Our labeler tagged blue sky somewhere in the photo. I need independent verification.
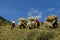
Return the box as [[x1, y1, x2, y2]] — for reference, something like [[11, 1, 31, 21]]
[[0, 0, 60, 23]]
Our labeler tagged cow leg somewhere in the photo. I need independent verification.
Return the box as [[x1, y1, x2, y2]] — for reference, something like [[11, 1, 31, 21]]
[[53, 23, 56, 28], [19, 25, 22, 29], [29, 25, 32, 29], [23, 25, 25, 28], [55, 23, 58, 28], [11, 23, 15, 29]]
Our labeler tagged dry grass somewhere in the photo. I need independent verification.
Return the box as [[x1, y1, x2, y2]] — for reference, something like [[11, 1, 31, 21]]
[[0, 21, 60, 40]]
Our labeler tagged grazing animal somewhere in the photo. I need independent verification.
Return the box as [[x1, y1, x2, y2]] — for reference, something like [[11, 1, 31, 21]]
[[27, 17, 37, 29], [11, 20, 15, 29], [46, 15, 58, 28], [18, 18, 27, 29]]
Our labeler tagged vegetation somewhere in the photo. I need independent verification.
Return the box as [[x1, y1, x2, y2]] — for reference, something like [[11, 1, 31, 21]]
[[0, 16, 60, 40]]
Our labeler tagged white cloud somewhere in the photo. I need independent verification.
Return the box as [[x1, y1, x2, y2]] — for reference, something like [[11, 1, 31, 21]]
[[48, 8, 55, 12], [28, 8, 42, 19], [36, 16, 42, 19], [28, 8, 60, 20], [48, 8, 60, 14], [47, 8, 60, 13]]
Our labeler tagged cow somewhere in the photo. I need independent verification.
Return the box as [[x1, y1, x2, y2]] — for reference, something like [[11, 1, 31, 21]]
[[11, 20, 16, 29], [46, 15, 58, 28], [18, 18, 27, 29], [27, 17, 38, 29]]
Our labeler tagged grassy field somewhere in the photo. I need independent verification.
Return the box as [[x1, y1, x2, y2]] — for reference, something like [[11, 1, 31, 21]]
[[0, 21, 60, 40]]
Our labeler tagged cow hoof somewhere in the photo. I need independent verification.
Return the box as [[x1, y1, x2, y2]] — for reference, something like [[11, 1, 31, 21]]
[[29, 27, 32, 29]]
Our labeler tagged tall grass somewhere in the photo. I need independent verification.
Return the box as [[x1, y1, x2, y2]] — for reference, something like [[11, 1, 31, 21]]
[[0, 22, 60, 40]]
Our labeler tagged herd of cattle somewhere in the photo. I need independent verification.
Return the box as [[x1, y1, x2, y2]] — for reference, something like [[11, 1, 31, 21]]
[[11, 15, 58, 29]]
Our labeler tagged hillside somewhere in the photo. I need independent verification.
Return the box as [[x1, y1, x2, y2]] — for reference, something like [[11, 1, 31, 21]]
[[0, 17, 60, 40], [0, 16, 11, 26]]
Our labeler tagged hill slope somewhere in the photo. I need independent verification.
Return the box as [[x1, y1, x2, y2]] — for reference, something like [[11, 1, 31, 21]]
[[0, 16, 11, 26], [0, 17, 60, 40]]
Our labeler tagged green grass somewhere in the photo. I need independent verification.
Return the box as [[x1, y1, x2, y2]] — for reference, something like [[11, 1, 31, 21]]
[[0, 22, 60, 40]]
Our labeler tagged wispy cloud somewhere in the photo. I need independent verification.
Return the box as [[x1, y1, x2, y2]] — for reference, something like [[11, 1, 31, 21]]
[[47, 8, 60, 13], [48, 8, 55, 12], [44, 8, 60, 19], [53, 10, 60, 14], [28, 8, 42, 19]]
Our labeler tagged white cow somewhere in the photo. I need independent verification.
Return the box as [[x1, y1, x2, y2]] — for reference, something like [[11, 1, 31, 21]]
[[18, 18, 27, 29], [27, 17, 37, 29]]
